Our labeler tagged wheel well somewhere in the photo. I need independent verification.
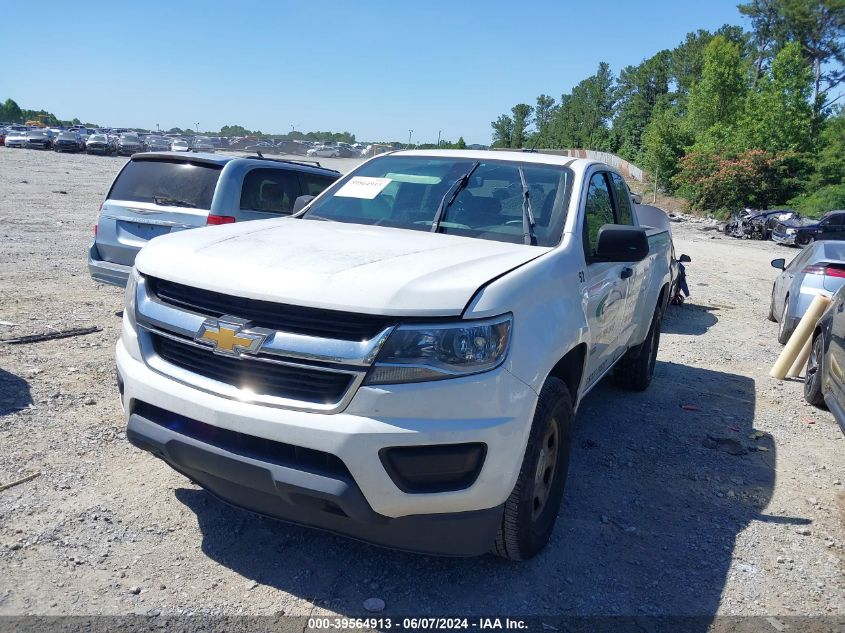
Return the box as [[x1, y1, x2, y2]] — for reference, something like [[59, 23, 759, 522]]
[[548, 344, 587, 403], [657, 283, 669, 313]]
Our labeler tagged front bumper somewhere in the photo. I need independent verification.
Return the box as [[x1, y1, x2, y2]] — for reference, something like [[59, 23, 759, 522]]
[[88, 243, 130, 287], [127, 405, 502, 556], [772, 232, 797, 245], [116, 318, 537, 554]]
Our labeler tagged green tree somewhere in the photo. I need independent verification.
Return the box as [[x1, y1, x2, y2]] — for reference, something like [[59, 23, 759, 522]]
[[613, 50, 672, 159], [510, 103, 534, 148], [640, 100, 692, 191], [0, 98, 23, 122], [550, 62, 616, 150], [491, 114, 513, 148], [687, 36, 748, 135], [533, 94, 557, 146], [455, 136, 467, 149], [740, 42, 815, 152], [810, 109, 845, 187]]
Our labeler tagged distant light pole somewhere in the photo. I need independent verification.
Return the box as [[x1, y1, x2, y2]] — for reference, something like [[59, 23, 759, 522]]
[[195, 122, 199, 133], [437, 130, 442, 147], [408, 129, 413, 147], [291, 124, 294, 133], [156, 123, 160, 132]]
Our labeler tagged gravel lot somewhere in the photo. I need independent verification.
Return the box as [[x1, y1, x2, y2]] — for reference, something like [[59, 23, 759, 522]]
[[0, 148, 843, 620]]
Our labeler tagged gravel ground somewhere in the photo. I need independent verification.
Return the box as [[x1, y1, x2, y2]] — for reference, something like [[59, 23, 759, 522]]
[[0, 148, 843, 620]]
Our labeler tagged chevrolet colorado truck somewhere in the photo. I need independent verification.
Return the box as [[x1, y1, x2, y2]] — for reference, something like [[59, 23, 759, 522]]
[[118, 150, 672, 559]]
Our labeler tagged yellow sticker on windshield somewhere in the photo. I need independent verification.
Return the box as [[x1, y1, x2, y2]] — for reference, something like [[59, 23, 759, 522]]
[[335, 177, 392, 199]]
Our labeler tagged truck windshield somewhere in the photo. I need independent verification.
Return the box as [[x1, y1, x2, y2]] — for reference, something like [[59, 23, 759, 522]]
[[303, 155, 572, 247]]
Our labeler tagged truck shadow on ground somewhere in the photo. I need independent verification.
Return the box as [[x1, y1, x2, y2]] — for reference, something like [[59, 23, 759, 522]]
[[661, 304, 719, 335], [0, 368, 31, 417], [176, 360, 791, 624]]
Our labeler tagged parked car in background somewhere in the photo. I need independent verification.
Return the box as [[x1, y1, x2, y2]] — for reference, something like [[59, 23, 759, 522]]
[[118, 133, 145, 155], [25, 129, 52, 150], [170, 138, 190, 152], [86, 134, 115, 155], [336, 143, 359, 157], [4, 130, 27, 148], [191, 137, 215, 152], [89, 153, 340, 286], [769, 241, 845, 343], [274, 140, 308, 155], [773, 210, 845, 247], [144, 136, 170, 152], [804, 283, 845, 434], [307, 144, 340, 157], [54, 131, 85, 152]]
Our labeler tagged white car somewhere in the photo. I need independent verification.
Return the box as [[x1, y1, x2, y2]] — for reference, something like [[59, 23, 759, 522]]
[[306, 145, 340, 157], [170, 139, 190, 152], [4, 131, 27, 147], [118, 150, 672, 559]]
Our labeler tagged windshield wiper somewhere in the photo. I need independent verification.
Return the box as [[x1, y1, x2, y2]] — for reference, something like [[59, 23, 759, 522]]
[[153, 195, 197, 208], [518, 167, 537, 246], [430, 161, 481, 233]]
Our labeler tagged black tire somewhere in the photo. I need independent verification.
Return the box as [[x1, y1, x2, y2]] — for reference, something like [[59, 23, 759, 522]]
[[493, 377, 573, 561], [767, 289, 778, 322], [777, 299, 794, 345], [797, 234, 814, 247], [613, 304, 662, 391], [804, 333, 826, 407]]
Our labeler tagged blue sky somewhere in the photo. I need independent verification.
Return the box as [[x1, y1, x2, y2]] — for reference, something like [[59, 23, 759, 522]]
[[1, 1, 747, 144]]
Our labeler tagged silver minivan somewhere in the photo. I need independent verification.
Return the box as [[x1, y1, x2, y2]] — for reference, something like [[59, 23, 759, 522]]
[[88, 152, 340, 287]]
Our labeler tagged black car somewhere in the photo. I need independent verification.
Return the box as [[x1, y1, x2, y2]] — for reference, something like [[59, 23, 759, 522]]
[[54, 131, 84, 153], [776, 210, 845, 247], [805, 286, 845, 435], [25, 130, 52, 150]]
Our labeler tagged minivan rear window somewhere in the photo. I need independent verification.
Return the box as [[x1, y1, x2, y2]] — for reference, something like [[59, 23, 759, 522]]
[[108, 159, 222, 209]]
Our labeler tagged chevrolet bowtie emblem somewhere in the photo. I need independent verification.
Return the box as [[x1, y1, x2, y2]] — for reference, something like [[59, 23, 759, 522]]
[[194, 316, 268, 357]]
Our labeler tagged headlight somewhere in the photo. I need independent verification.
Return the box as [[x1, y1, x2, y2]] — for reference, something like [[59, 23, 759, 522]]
[[364, 314, 512, 385], [124, 268, 140, 330], [786, 228, 797, 234]]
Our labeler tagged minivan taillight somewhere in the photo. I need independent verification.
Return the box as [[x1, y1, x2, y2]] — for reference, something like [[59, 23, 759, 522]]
[[207, 214, 236, 225]]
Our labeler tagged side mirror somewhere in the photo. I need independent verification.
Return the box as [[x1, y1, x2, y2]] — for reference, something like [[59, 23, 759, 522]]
[[771, 258, 786, 270], [679, 254, 691, 263], [630, 192, 642, 205], [292, 194, 315, 214], [594, 225, 649, 263]]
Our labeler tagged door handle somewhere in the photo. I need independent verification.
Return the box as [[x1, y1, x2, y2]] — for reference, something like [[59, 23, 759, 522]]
[[620, 267, 633, 280]]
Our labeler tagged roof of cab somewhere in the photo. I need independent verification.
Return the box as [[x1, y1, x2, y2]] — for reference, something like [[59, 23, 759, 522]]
[[134, 151, 339, 174], [390, 149, 605, 173]]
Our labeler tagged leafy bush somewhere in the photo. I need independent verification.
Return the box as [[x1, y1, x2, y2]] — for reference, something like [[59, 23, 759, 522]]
[[788, 185, 845, 219], [673, 149, 808, 211]]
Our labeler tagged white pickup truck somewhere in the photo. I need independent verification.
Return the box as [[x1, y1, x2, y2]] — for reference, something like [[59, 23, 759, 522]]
[[118, 150, 672, 559]]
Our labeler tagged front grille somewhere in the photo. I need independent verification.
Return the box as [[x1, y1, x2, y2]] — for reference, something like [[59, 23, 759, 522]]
[[134, 400, 351, 479], [152, 334, 353, 404], [148, 277, 394, 340]]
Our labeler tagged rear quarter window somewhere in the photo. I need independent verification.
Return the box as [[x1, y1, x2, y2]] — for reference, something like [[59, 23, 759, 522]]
[[108, 159, 222, 209]]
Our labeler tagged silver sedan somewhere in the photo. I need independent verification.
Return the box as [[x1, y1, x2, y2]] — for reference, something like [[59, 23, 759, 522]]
[[769, 240, 845, 343]]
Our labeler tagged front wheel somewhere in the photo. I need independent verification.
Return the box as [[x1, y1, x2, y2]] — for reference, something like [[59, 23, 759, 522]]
[[493, 377, 573, 561], [798, 234, 815, 247]]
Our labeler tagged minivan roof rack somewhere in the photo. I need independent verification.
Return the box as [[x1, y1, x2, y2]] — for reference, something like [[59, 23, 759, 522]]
[[245, 154, 340, 173]]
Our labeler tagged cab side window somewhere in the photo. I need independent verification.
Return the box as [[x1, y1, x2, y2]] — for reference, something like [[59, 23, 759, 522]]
[[584, 173, 615, 257], [609, 173, 633, 225]]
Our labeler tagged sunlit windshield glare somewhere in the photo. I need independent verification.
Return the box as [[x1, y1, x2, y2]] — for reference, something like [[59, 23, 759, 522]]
[[303, 156, 571, 247]]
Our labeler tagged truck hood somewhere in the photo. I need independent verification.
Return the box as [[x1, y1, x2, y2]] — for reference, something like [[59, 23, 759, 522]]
[[135, 218, 550, 316]]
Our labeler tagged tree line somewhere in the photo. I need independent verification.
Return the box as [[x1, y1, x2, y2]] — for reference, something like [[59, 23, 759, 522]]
[[490, 0, 845, 217]]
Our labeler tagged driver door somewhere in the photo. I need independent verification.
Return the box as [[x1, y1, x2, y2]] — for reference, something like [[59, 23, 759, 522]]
[[581, 171, 630, 389]]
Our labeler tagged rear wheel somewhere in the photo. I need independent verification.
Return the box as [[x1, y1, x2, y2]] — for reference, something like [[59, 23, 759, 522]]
[[767, 289, 778, 322], [493, 377, 573, 561], [804, 333, 826, 407], [777, 299, 794, 345], [613, 303, 662, 391]]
